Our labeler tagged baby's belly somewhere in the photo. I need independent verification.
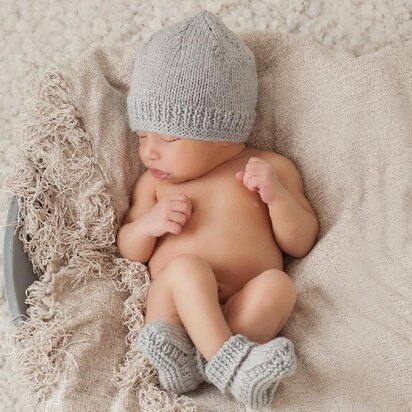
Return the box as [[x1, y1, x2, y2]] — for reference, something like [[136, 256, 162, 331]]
[[146, 148, 285, 303], [147, 226, 284, 303]]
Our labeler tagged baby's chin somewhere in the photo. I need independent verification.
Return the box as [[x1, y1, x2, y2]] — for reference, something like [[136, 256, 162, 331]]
[[165, 173, 203, 184]]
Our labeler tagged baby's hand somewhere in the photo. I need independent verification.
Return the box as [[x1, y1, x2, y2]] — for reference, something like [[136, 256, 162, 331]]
[[235, 157, 284, 205], [142, 193, 192, 237]]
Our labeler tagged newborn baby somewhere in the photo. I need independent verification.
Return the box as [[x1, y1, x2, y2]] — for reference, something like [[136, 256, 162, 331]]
[[117, 10, 319, 410]]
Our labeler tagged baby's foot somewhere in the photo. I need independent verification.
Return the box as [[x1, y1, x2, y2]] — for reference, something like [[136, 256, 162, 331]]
[[136, 319, 204, 394], [230, 337, 297, 409], [204, 334, 297, 409], [195, 347, 212, 384]]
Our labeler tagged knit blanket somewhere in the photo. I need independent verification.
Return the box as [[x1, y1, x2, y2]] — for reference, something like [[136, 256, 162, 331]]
[[3, 31, 411, 411]]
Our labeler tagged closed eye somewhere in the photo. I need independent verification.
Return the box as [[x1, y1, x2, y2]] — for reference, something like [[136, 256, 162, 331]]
[[136, 133, 179, 142]]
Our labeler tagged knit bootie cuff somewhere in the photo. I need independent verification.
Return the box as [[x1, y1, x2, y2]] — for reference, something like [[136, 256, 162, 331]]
[[136, 320, 204, 394], [195, 347, 212, 384], [204, 335, 255, 393]]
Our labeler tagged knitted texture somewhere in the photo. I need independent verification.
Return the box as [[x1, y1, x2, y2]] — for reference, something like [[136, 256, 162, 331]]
[[205, 334, 297, 409], [195, 347, 211, 384], [205, 335, 256, 393], [127, 10, 258, 143], [135, 320, 204, 394]]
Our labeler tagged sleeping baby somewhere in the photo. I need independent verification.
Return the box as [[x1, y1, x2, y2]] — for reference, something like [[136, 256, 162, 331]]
[[117, 10, 319, 410]]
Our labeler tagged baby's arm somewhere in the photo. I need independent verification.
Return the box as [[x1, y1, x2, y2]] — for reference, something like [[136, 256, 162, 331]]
[[268, 155, 319, 258], [117, 171, 158, 263], [117, 172, 192, 262]]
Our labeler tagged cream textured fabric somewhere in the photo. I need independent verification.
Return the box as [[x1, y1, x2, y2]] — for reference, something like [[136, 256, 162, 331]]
[[2, 32, 411, 411]]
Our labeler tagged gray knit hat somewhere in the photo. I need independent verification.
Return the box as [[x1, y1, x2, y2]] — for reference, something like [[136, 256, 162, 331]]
[[127, 10, 258, 143]]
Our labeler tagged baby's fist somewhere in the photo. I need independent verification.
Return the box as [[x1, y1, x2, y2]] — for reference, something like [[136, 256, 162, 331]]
[[235, 157, 283, 205]]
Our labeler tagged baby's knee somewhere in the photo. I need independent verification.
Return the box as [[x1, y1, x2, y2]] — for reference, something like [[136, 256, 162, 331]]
[[161, 254, 217, 286], [167, 253, 209, 271], [260, 270, 297, 307]]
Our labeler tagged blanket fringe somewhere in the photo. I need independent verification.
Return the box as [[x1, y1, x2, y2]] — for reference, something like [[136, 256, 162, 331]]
[[2, 65, 203, 410]]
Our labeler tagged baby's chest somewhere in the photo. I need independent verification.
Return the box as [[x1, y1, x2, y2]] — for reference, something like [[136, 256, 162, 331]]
[[149, 175, 280, 280], [158, 173, 271, 234]]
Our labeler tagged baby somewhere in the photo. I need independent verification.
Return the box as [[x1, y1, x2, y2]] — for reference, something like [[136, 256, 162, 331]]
[[117, 10, 319, 410]]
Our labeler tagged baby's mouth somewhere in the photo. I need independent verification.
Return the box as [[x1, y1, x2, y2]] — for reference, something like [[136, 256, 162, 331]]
[[149, 168, 170, 179]]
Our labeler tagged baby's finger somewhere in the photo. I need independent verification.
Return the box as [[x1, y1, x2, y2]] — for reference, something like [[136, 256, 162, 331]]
[[235, 170, 244, 180], [244, 175, 261, 192], [171, 200, 192, 219], [169, 211, 187, 224], [169, 192, 189, 200]]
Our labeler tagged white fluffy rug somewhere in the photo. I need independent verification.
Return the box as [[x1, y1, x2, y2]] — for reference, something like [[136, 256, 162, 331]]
[[0, 0, 411, 409]]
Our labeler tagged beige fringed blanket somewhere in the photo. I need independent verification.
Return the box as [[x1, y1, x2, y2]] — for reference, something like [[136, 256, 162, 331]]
[[3, 32, 412, 411]]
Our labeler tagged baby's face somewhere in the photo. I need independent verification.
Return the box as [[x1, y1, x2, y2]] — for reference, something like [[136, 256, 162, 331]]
[[135, 130, 243, 183]]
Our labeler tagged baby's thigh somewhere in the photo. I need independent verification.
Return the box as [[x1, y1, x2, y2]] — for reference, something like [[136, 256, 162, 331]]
[[144, 273, 181, 325]]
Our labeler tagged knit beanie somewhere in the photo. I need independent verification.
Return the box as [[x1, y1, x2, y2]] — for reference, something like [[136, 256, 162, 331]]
[[126, 10, 258, 143]]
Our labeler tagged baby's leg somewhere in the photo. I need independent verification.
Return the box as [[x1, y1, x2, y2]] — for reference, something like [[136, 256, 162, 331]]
[[139, 256, 297, 406], [221, 269, 297, 344], [136, 252, 231, 393], [144, 253, 232, 361]]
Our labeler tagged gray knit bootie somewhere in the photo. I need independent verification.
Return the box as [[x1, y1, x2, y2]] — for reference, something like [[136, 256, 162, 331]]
[[204, 334, 297, 409], [195, 347, 212, 384], [136, 319, 205, 394]]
